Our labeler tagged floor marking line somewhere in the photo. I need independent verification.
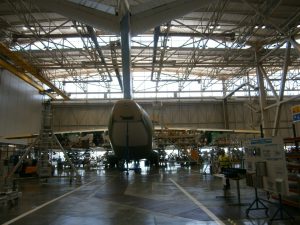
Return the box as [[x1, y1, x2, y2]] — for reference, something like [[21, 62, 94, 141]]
[[2, 179, 97, 225], [169, 178, 225, 225]]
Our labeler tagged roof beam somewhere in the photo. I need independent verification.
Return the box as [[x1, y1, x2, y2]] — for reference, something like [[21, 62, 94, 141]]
[[223, 82, 257, 99], [12, 32, 235, 43], [0, 58, 55, 99], [110, 41, 123, 91], [151, 26, 160, 81], [86, 25, 112, 81], [0, 43, 70, 100]]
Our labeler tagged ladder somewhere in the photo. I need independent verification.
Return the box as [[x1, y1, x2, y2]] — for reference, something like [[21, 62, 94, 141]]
[[7, 101, 81, 183]]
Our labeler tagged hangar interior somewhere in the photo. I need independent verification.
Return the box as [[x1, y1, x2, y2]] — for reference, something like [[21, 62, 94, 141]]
[[1, 0, 300, 224]]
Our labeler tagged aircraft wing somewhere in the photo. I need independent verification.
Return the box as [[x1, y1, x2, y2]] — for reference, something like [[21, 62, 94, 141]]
[[3, 127, 108, 140], [4, 126, 259, 140], [130, 0, 216, 35], [34, 0, 216, 36], [33, 0, 119, 34], [154, 125, 260, 134], [3, 133, 39, 140], [153, 126, 260, 148]]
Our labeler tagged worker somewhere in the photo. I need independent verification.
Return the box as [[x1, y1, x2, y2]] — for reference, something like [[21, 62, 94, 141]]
[[218, 149, 231, 190]]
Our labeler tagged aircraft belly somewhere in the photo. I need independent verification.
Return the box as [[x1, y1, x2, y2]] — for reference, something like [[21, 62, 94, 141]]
[[113, 145, 151, 160], [112, 121, 148, 147]]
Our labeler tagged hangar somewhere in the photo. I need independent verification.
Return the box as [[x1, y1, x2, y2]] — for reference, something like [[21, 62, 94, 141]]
[[0, 0, 300, 224]]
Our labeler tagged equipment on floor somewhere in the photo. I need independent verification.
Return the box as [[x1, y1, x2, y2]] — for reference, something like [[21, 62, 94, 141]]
[[6, 101, 81, 183]]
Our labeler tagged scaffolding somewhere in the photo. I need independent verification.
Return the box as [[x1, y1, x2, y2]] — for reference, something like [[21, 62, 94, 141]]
[[7, 101, 81, 183]]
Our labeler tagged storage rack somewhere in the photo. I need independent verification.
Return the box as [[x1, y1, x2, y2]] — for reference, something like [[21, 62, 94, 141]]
[[283, 137, 300, 208]]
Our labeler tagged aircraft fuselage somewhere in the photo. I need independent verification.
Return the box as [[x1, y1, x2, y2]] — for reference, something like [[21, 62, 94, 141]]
[[108, 99, 153, 161]]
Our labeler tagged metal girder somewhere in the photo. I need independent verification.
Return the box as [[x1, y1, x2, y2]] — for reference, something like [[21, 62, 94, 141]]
[[259, 38, 288, 63], [160, 32, 235, 40], [272, 41, 291, 136], [265, 94, 300, 110], [256, 52, 270, 137], [12, 33, 91, 40], [151, 26, 160, 81], [0, 43, 69, 100], [7, 1, 84, 93], [241, 0, 284, 34], [290, 37, 300, 57], [12, 32, 235, 42], [257, 64, 279, 100], [155, 23, 171, 91], [86, 25, 112, 82], [33, 62, 300, 70], [0, 58, 55, 99], [223, 82, 257, 99], [110, 41, 123, 91]]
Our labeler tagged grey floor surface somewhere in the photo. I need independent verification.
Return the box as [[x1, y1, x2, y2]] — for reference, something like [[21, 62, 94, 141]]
[[1, 165, 299, 225]]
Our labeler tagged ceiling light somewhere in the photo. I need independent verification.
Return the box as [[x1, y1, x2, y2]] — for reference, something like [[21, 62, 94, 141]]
[[77, 26, 82, 30], [217, 25, 221, 29], [297, 24, 300, 28], [30, 27, 34, 30], [22, 26, 28, 30], [254, 25, 259, 29], [209, 25, 214, 29], [261, 25, 266, 29]]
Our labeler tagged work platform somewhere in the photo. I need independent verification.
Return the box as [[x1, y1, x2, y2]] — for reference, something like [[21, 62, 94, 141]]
[[0, 165, 299, 225]]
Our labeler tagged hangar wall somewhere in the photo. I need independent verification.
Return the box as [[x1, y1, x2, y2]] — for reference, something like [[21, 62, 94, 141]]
[[0, 70, 43, 144], [52, 99, 300, 138]]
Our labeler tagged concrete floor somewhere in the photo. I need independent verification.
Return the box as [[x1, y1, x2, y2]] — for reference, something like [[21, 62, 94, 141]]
[[0, 164, 299, 225]]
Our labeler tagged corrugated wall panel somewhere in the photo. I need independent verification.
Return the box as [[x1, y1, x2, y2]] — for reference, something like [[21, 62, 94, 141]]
[[52, 104, 111, 131], [52, 100, 300, 138], [0, 70, 43, 144]]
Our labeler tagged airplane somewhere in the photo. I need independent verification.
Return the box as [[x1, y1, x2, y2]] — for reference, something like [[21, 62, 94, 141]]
[[2, 0, 260, 174]]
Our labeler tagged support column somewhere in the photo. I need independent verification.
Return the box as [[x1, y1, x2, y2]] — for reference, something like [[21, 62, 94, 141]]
[[223, 99, 229, 129], [120, 12, 132, 99], [222, 79, 229, 129]]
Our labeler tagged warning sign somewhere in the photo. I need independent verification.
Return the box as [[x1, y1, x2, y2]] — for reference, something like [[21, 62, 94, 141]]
[[292, 105, 300, 122]]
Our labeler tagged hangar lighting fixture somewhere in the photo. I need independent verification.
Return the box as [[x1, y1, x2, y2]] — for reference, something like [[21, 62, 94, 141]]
[[297, 24, 300, 28], [254, 25, 259, 29], [261, 25, 266, 29], [22, 26, 28, 30], [209, 25, 214, 29]]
